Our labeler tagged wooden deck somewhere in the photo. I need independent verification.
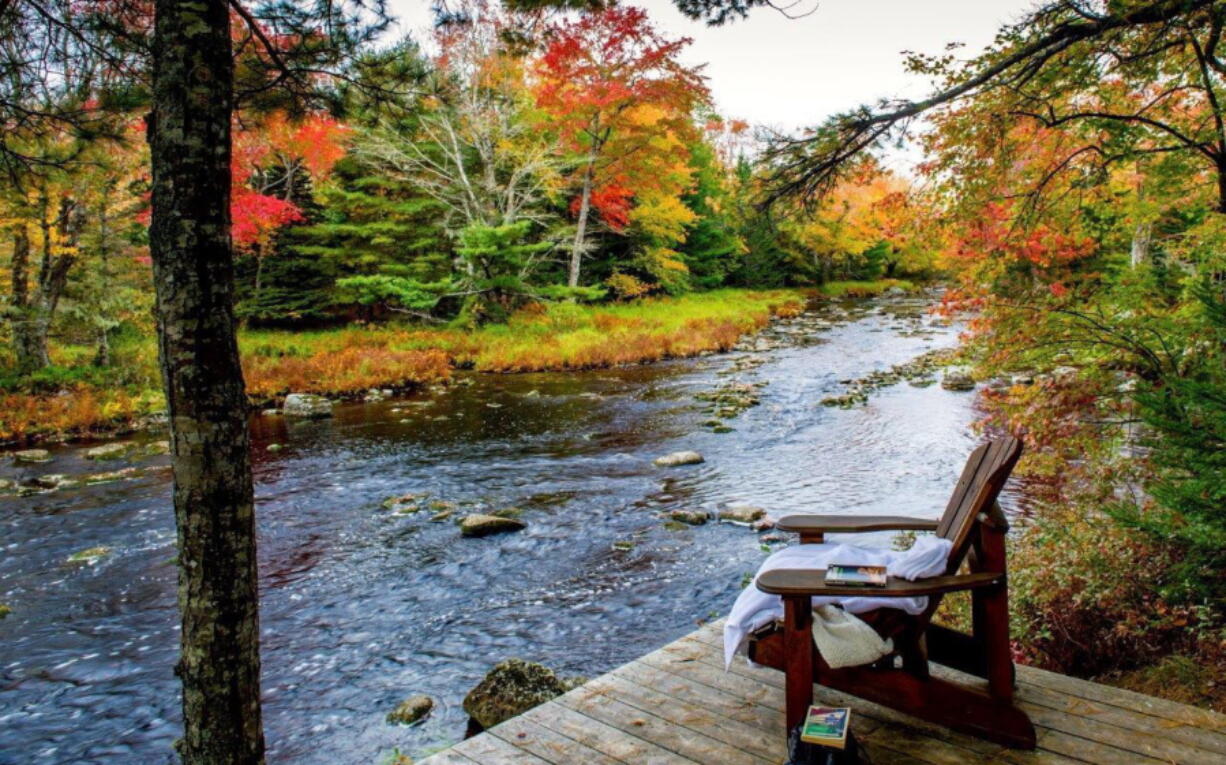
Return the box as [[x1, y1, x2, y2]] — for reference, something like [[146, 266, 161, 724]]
[[419, 619, 1226, 764]]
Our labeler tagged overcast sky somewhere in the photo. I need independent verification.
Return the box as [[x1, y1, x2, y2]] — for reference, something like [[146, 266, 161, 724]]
[[385, 0, 1038, 134]]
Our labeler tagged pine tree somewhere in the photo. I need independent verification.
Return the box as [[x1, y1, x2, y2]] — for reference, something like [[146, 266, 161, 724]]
[[678, 140, 745, 289], [1126, 282, 1226, 601], [273, 156, 448, 322]]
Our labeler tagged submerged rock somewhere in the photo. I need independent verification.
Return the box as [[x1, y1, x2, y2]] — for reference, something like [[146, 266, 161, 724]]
[[719, 505, 766, 524], [653, 451, 704, 467], [282, 393, 334, 418], [12, 449, 51, 464], [386, 694, 433, 726], [0, 478, 13, 492], [26, 474, 71, 490], [84, 468, 139, 484], [66, 546, 111, 564], [463, 659, 575, 729], [84, 442, 133, 460], [460, 514, 526, 537]]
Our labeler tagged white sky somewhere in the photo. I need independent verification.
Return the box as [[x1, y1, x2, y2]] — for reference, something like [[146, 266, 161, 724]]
[[384, 0, 1037, 134]]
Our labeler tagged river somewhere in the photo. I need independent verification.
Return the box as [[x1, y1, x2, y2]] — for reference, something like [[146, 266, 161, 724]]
[[0, 293, 993, 764]]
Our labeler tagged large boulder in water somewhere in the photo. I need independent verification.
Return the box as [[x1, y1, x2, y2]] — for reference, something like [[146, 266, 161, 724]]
[[84, 442, 133, 460], [940, 372, 976, 392], [653, 450, 704, 467], [386, 694, 434, 725], [282, 393, 334, 418], [460, 514, 526, 537], [463, 659, 576, 729], [11, 449, 51, 464], [719, 504, 766, 524]]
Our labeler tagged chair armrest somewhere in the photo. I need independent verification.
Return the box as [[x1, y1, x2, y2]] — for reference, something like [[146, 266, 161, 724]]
[[775, 514, 940, 535], [755, 569, 1003, 598]]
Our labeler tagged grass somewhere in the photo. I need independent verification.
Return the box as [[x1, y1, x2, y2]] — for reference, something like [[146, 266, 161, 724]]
[[818, 278, 916, 298], [0, 288, 806, 444]]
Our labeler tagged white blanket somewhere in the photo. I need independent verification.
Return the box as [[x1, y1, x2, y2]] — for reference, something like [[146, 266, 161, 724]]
[[722, 535, 952, 668]]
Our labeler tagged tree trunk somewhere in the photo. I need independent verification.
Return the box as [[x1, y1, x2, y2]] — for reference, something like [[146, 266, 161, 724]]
[[1129, 221, 1152, 268], [95, 191, 113, 367], [149, 0, 265, 762], [1218, 157, 1226, 214], [568, 157, 596, 289], [8, 225, 50, 375]]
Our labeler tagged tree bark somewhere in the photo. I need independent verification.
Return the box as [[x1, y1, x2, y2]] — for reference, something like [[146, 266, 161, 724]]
[[568, 157, 595, 289], [1218, 156, 1226, 214], [1129, 221, 1152, 268], [149, 0, 265, 762], [8, 225, 50, 374]]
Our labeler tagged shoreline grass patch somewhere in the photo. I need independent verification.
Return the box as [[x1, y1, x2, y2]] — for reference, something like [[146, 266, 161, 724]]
[[0, 288, 806, 444]]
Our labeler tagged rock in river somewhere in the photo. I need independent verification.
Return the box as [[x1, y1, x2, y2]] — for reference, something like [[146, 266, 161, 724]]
[[282, 393, 334, 418], [940, 372, 976, 392], [653, 451, 704, 467], [719, 504, 765, 524], [12, 449, 51, 464], [667, 509, 708, 526], [460, 514, 527, 537], [386, 694, 433, 725], [66, 546, 111, 564], [463, 659, 577, 730], [84, 442, 133, 460]]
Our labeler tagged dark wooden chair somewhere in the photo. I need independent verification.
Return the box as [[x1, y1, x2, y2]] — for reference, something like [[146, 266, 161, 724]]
[[747, 436, 1036, 749]]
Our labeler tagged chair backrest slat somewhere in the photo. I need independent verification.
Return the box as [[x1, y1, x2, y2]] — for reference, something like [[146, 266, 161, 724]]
[[936, 436, 1023, 574]]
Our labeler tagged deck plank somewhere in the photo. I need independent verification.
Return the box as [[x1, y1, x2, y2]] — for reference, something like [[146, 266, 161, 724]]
[[555, 681, 772, 765], [484, 713, 622, 765], [420, 620, 1222, 765], [448, 732, 553, 764], [525, 701, 693, 765]]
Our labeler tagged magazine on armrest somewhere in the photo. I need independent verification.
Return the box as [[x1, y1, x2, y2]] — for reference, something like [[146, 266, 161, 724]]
[[824, 564, 887, 587]]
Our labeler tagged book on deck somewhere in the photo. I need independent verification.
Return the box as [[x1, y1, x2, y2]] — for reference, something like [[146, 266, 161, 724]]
[[824, 564, 888, 587], [800, 706, 850, 749]]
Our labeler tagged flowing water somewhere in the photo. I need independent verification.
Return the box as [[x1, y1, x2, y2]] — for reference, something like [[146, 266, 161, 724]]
[[0, 293, 997, 764]]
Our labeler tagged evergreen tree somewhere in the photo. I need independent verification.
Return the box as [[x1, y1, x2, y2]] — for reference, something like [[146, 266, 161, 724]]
[[678, 140, 745, 289], [1125, 282, 1226, 602], [278, 156, 448, 322]]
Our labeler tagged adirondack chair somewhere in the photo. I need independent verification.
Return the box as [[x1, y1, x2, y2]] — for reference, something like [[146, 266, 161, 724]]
[[747, 436, 1036, 749]]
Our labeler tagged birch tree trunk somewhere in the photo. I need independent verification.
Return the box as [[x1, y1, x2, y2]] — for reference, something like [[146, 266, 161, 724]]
[[1129, 221, 1152, 268], [568, 157, 596, 289], [149, 0, 265, 761]]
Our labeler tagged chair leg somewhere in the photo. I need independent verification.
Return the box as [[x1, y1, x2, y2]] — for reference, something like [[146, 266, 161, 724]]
[[782, 595, 813, 731], [900, 627, 930, 679], [974, 583, 1014, 702]]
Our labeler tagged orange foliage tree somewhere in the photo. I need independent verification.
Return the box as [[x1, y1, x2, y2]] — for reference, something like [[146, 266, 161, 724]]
[[534, 5, 709, 287]]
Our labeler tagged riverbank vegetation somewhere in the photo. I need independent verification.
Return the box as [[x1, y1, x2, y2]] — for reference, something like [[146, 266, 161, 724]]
[[0, 289, 807, 443], [1, 2, 933, 444], [862, 2, 1226, 710]]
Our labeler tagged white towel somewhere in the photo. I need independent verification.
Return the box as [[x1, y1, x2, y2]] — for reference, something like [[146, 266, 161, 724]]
[[722, 535, 952, 669]]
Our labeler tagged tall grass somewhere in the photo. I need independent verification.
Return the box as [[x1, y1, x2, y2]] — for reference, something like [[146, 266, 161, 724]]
[[1, 289, 805, 443]]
